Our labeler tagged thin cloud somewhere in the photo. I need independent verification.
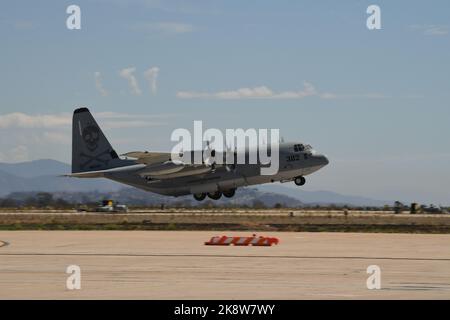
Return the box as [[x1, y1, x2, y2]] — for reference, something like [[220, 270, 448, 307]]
[[177, 81, 390, 100], [119, 67, 142, 95], [95, 111, 177, 120], [320, 93, 387, 99], [42, 131, 71, 144], [0, 113, 71, 129], [11, 145, 28, 161], [0, 112, 174, 129], [94, 71, 108, 97], [177, 82, 317, 100], [410, 24, 449, 36], [132, 22, 194, 34], [144, 67, 160, 95], [101, 120, 168, 129], [98, 111, 173, 128], [0, 145, 29, 162]]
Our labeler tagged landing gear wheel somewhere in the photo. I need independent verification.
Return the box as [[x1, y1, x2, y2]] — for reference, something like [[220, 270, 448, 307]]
[[193, 193, 206, 201], [223, 189, 236, 198], [294, 176, 306, 186], [207, 191, 222, 200]]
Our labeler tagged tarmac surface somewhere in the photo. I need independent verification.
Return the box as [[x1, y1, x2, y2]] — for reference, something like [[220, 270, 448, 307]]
[[0, 231, 450, 299]]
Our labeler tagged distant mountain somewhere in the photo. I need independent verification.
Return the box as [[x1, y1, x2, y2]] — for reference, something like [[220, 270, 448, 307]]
[[0, 159, 70, 178], [0, 159, 388, 207], [0, 170, 27, 194], [257, 184, 390, 207], [0, 159, 121, 196]]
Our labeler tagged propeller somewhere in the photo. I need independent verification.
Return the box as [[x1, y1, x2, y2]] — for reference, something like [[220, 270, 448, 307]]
[[170, 147, 184, 164], [203, 139, 216, 171], [224, 142, 237, 173]]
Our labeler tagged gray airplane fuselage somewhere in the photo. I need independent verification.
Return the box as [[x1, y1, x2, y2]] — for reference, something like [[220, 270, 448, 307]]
[[105, 143, 329, 197]]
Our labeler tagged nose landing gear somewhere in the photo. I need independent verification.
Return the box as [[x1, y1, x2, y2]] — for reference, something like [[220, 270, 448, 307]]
[[294, 176, 306, 186]]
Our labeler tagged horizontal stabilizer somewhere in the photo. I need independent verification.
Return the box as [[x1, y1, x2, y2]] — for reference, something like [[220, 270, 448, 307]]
[[64, 164, 146, 178]]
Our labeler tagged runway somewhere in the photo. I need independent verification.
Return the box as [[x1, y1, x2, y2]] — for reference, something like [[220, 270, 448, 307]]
[[1, 231, 450, 299]]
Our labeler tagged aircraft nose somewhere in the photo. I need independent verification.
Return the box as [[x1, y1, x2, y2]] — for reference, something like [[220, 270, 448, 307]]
[[315, 154, 329, 166]]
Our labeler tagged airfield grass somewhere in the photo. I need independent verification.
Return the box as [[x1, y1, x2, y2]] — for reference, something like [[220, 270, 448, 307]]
[[1, 209, 450, 233], [1, 222, 450, 234]]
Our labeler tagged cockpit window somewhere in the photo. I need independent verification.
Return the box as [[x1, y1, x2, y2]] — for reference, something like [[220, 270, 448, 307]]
[[294, 144, 305, 152]]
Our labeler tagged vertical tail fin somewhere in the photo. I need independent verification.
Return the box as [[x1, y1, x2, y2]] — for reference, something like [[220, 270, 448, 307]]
[[72, 107, 132, 173]]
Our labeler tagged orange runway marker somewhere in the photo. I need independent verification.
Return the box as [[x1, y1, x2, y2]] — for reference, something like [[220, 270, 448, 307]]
[[204, 235, 279, 246]]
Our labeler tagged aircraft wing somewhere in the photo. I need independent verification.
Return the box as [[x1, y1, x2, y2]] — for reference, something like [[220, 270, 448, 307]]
[[122, 151, 172, 165], [122, 151, 218, 179]]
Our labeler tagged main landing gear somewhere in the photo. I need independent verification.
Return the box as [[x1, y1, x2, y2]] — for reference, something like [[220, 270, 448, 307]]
[[193, 193, 206, 201], [294, 176, 306, 186], [193, 188, 236, 201], [222, 189, 236, 198], [207, 191, 222, 200]]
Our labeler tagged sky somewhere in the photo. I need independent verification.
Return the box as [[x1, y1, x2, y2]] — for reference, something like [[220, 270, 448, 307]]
[[0, 0, 449, 204]]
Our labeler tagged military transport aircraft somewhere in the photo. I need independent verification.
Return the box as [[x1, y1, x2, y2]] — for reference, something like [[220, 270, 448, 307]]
[[68, 108, 329, 201]]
